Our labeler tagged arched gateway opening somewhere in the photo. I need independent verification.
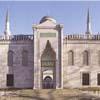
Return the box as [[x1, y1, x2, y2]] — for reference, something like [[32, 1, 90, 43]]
[[41, 40, 56, 89], [43, 76, 53, 89]]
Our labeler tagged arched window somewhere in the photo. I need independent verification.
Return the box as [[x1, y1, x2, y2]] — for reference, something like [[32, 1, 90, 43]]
[[8, 50, 13, 66], [83, 50, 89, 65], [98, 51, 100, 66], [68, 50, 74, 65], [22, 50, 28, 66]]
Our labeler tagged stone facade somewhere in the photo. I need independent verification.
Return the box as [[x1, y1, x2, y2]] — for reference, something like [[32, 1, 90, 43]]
[[1, 12, 100, 89], [33, 16, 63, 89], [63, 35, 100, 88], [0, 38, 34, 88]]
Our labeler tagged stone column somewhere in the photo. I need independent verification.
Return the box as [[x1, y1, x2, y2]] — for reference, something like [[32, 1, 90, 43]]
[[60, 25, 64, 89], [56, 25, 63, 89], [33, 27, 41, 89], [56, 25, 62, 89]]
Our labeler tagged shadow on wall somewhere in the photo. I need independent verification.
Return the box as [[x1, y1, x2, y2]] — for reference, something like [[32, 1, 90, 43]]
[[7, 35, 34, 88]]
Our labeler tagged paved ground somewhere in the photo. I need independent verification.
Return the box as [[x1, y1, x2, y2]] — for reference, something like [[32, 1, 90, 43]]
[[0, 89, 100, 100]]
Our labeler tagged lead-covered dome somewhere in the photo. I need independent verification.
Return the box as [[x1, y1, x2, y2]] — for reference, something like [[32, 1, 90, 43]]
[[39, 16, 56, 24]]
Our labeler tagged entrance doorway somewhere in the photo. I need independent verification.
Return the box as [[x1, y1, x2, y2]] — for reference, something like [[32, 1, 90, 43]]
[[41, 40, 56, 89], [43, 76, 53, 89]]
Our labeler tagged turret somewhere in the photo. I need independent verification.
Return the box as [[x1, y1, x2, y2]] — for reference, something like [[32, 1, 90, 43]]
[[4, 9, 11, 39], [85, 9, 92, 34]]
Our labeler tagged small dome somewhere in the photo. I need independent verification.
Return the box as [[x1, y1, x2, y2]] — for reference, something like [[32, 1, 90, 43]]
[[39, 16, 56, 24]]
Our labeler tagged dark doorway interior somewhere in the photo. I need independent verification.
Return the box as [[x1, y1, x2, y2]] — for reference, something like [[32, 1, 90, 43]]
[[43, 76, 53, 89]]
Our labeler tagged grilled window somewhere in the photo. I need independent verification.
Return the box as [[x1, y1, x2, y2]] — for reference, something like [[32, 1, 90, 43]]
[[7, 74, 14, 86], [97, 73, 100, 85], [82, 73, 90, 85]]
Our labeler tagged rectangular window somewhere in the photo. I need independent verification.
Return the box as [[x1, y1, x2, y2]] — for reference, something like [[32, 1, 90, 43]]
[[97, 73, 100, 85], [82, 73, 90, 85], [7, 74, 14, 86]]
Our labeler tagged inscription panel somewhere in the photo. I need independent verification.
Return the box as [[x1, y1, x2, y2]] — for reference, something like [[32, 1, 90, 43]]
[[40, 33, 56, 37]]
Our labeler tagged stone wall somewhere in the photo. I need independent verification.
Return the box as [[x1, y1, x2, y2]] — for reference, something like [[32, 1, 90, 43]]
[[0, 40, 34, 88], [63, 39, 100, 88]]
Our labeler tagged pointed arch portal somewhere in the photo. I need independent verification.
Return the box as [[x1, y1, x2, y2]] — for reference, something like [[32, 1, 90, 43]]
[[41, 40, 56, 89], [41, 40, 56, 67]]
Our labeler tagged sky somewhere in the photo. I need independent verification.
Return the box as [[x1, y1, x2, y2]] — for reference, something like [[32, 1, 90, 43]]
[[0, 1, 100, 35]]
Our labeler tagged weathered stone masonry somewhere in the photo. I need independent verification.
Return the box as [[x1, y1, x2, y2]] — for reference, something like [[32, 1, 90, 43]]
[[1, 10, 100, 89]]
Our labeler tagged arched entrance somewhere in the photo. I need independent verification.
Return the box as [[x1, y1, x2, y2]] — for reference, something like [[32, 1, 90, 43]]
[[41, 40, 56, 89], [43, 76, 53, 89]]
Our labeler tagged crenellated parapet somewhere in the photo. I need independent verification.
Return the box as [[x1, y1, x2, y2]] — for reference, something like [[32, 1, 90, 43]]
[[64, 34, 100, 40], [0, 35, 34, 41]]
